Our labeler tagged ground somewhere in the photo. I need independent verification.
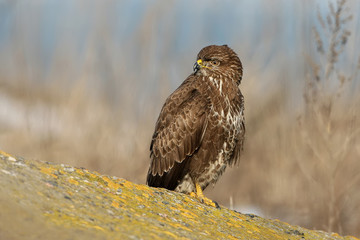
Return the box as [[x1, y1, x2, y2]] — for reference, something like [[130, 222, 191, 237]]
[[0, 150, 358, 240]]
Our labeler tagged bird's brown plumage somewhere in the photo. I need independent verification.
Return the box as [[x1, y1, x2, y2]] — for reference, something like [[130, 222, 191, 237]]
[[147, 45, 245, 194]]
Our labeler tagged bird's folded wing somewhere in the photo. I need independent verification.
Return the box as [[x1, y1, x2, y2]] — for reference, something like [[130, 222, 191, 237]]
[[229, 121, 245, 166], [149, 88, 208, 176]]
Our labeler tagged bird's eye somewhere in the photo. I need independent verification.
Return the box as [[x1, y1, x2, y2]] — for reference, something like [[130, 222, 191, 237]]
[[211, 60, 220, 66]]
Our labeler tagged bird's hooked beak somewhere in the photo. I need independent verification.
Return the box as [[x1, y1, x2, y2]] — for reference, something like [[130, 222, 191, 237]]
[[193, 59, 203, 73]]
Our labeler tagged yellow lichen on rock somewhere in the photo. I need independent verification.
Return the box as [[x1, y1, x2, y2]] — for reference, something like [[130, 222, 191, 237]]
[[0, 150, 359, 240], [40, 166, 59, 179]]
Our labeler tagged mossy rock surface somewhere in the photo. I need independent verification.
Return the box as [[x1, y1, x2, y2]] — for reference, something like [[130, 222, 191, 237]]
[[0, 150, 358, 240]]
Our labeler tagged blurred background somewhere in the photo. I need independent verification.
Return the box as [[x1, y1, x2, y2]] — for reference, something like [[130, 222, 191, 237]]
[[1, 0, 360, 237]]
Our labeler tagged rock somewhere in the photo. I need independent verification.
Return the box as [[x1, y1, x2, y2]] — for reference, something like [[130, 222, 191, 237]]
[[0, 150, 358, 240]]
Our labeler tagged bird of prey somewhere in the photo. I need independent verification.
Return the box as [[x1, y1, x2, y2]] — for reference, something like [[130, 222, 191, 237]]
[[146, 45, 245, 207]]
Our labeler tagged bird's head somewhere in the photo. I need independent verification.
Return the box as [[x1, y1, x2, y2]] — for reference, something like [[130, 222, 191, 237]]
[[193, 45, 243, 85]]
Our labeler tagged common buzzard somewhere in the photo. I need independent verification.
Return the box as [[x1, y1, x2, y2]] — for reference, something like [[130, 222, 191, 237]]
[[146, 45, 245, 206]]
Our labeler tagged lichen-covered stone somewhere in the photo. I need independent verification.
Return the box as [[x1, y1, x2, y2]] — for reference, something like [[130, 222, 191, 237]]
[[0, 150, 358, 240]]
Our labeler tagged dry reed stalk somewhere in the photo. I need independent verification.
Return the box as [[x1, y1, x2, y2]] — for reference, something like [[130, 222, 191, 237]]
[[299, 0, 359, 234]]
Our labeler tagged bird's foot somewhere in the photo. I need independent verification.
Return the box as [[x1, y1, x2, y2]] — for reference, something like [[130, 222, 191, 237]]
[[200, 196, 220, 208], [190, 183, 220, 208]]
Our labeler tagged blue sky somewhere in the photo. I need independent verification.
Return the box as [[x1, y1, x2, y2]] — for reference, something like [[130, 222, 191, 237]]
[[0, 0, 359, 104]]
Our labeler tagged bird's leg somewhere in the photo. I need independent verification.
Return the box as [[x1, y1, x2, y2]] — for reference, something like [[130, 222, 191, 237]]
[[190, 182, 220, 208]]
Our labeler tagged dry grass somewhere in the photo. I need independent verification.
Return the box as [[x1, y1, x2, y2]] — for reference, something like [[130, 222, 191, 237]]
[[0, 0, 359, 237], [298, 0, 360, 233]]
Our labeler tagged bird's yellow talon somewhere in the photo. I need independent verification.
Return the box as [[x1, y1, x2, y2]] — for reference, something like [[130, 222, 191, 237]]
[[201, 198, 217, 208], [189, 182, 220, 208]]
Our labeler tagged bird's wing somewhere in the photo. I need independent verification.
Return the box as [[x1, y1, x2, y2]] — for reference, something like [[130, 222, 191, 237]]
[[148, 79, 208, 177], [229, 92, 245, 166], [229, 120, 245, 166]]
